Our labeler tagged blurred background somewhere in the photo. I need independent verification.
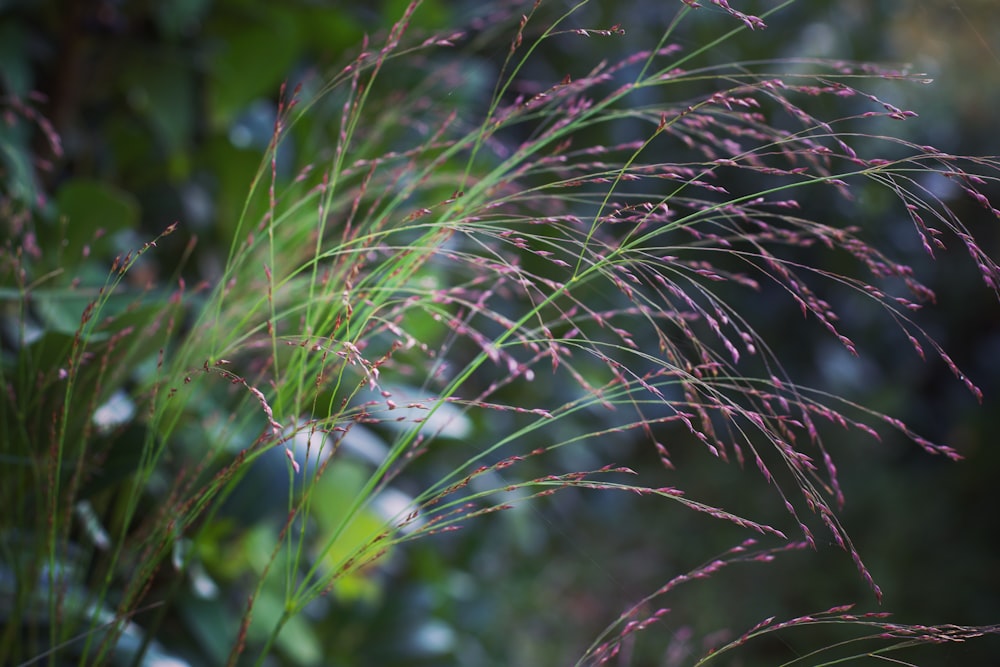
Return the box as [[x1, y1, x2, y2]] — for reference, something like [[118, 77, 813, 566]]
[[2, 0, 998, 664]]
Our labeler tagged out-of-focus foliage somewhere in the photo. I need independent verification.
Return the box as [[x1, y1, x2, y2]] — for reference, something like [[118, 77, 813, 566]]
[[1, 1, 998, 666]]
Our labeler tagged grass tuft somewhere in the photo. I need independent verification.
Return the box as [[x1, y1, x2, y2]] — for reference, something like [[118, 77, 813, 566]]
[[2, 1, 999, 664]]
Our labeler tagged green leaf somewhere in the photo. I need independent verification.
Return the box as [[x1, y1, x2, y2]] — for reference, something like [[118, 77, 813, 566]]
[[309, 460, 391, 603], [201, 136, 268, 244], [121, 53, 196, 169], [206, 7, 301, 126], [274, 608, 324, 666], [297, 7, 363, 56], [55, 180, 140, 261], [177, 592, 237, 666], [32, 292, 107, 336], [386, 0, 451, 29], [0, 118, 39, 208]]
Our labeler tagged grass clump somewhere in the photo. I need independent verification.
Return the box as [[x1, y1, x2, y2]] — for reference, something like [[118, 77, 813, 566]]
[[2, 0, 999, 664]]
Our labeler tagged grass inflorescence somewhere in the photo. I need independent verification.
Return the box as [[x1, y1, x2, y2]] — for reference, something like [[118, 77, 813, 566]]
[[2, 0, 999, 664]]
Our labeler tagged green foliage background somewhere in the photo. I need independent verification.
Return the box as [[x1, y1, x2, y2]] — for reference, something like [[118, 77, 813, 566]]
[[2, 1, 998, 664]]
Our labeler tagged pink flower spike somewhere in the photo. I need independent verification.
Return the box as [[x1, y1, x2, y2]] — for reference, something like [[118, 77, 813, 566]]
[[285, 447, 301, 474]]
